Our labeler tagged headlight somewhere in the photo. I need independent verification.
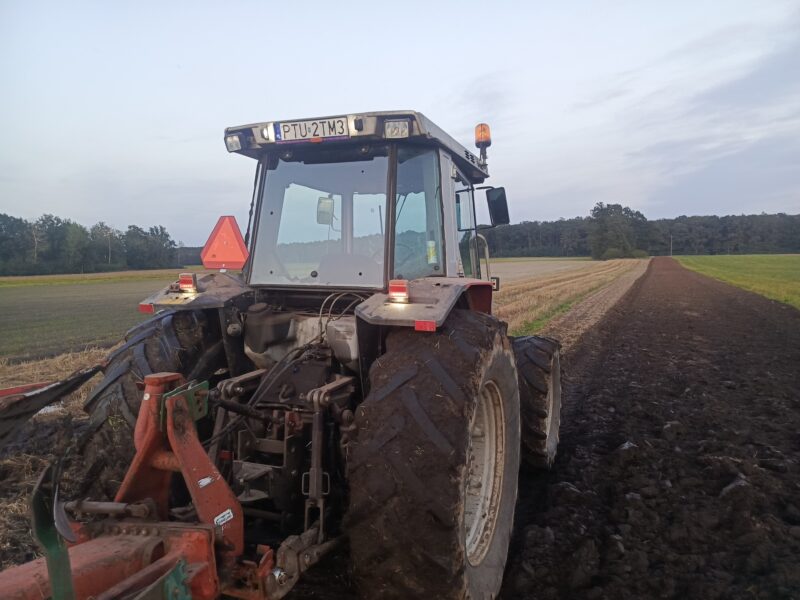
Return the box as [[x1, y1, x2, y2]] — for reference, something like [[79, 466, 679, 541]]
[[384, 119, 409, 139], [225, 134, 242, 152]]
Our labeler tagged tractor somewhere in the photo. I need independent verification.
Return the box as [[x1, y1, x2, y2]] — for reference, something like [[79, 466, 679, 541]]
[[0, 111, 561, 599]]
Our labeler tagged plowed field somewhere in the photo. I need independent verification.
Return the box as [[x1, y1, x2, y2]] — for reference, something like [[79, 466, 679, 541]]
[[503, 257, 800, 598]]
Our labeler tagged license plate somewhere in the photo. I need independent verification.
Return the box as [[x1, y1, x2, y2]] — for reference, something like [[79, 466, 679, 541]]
[[274, 117, 349, 142]]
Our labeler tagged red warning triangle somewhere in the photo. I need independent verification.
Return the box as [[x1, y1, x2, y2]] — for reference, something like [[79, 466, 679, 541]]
[[201, 216, 249, 269]]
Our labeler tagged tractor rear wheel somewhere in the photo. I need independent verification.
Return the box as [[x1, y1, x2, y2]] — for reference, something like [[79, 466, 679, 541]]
[[346, 310, 520, 599], [70, 310, 222, 499], [513, 335, 561, 469]]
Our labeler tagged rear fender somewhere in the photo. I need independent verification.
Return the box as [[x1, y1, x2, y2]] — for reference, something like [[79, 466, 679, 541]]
[[353, 277, 492, 399], [138, 272, 253, 313], [354, 277, 492, 329]]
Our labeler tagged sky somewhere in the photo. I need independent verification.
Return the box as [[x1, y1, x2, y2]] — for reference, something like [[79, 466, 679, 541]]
[[1, 0, 798, 245]]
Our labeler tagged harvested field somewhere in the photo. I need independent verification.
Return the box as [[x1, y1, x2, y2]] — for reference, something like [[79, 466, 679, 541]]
[[0, 349, 108, 396], [538, 261, 648, 352], [494, 258, 647, 336], [490, 257, 591, 283], [0, 350, 109, 566]]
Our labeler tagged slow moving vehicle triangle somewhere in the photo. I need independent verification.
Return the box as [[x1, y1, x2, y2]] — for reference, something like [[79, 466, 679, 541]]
[[201, 215, 249, 269]]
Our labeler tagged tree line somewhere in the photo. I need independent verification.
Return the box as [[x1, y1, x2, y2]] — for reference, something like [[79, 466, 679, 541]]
[[2, 206, 797, 276], [482, 204, 800, 259], [0, 213, 198, 275]]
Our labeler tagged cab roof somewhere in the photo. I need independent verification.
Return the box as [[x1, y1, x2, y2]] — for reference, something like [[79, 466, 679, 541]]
[[224, 110, 489, 183]]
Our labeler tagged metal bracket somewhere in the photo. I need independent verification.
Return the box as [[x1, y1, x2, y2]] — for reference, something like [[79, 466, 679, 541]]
[[160, 381, 209, 430]]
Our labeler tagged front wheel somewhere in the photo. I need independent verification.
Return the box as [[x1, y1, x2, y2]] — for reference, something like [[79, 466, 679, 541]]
[[346, 310, 520, 599]]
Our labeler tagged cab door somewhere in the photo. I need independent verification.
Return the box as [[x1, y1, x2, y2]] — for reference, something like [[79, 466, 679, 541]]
[[439, 151, 481, 279]]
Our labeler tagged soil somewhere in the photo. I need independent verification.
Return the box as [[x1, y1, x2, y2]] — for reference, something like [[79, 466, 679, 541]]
[[502, 257, 800, 599], [0, 413, 88, 567], [3, 257, 799, 599]]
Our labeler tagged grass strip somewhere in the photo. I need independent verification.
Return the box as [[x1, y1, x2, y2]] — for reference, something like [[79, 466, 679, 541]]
[[676, 255, 800, 310]]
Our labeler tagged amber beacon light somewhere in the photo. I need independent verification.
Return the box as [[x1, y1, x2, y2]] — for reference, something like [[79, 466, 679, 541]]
[[475, 123, 492, 148], [475, 122, 491, 163]]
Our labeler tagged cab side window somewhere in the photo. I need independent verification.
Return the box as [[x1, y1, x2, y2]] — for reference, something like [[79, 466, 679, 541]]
[[394, 147, 444, 279], [455, 172, 479, 278]]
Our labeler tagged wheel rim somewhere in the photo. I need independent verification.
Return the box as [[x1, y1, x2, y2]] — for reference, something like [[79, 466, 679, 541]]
[[464, 380, 505, 566]]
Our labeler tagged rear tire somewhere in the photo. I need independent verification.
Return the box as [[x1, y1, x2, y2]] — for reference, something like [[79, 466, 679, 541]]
[[70, 310, 222, 499], [346, 310, 520, 600], [513, 335, 561, 470]]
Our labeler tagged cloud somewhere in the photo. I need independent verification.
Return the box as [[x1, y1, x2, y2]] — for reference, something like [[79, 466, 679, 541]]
[[645, 134, 800, 217], [438, 71, 517, 140], [618, 23, 800, 217], [571, 86, 633, 110], [688, 37, 800, 115], [570, 20, 775, 115]]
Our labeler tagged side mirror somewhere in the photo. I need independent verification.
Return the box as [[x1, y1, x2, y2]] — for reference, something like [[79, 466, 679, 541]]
[[317, 196, 334, 225], [486, 187, 510, 226]]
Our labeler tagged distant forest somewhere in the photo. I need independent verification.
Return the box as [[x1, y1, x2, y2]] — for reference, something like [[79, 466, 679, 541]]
[[483, 204, 800, 259], [1, 206, 798, 276], [0, 213, 201, 276]]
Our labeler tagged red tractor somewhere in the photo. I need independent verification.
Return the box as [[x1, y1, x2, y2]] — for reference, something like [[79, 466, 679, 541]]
[[0, 111, 561, 599]]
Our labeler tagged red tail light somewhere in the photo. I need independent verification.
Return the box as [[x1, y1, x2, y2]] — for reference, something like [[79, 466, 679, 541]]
[[414, 320, 436, 332], [178, 272, 198, 293], [138, 302, 155, 314], [388, 279, 409, 303]]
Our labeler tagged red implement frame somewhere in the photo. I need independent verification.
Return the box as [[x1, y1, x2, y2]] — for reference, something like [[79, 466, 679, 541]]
[[116, 373, 244, 560], [0, 373, 283, 599]]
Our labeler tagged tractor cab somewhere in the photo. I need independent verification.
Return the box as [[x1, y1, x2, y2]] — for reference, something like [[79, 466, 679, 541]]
[[224, 111, 510, 291]]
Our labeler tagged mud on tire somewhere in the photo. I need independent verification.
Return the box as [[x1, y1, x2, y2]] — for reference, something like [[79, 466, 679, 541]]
[[70, 310, 222, 499], [513, 335, 561, 470], [346, 310, 520, 600]]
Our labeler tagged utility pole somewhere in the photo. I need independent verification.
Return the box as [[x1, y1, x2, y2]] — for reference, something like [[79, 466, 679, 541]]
[[670, 234, 673, 257], [106, 228, 113, 264]]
